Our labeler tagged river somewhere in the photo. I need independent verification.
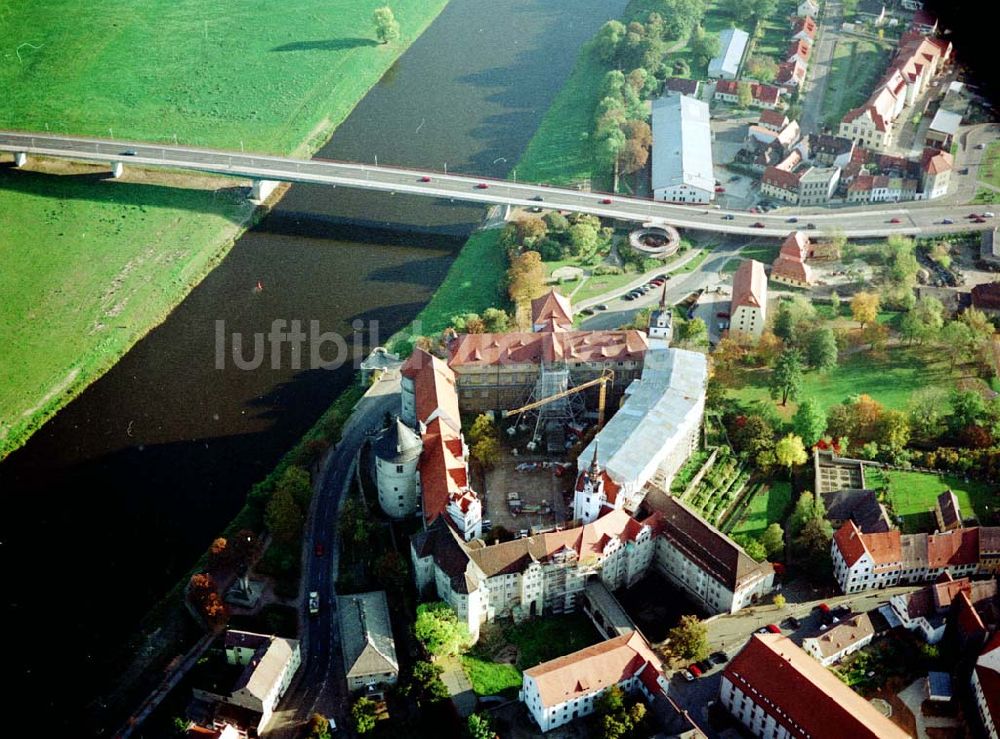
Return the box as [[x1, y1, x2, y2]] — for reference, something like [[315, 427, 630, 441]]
[[0, 0, 627, 730]]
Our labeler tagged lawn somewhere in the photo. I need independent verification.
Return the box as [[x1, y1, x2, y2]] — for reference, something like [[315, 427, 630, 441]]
[[979, 142, 1000, 190], [0, 0, 449, 457], [722, 241, 782, 273], [727, 480, 793, 537], [865, 468, 998, 533], [729, 345, 967, 418], [820, 39, 892, 128], [0, 0, 450, 154], [462, 614, 600, 696]]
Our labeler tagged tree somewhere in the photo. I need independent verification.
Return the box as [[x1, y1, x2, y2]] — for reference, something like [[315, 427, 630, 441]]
[[543, 211, 570, 233], [795, 515, 834, 572], [770, 349, 803, 406], [481, 307, 510, 333], [772, 301, 796, 343], [876, 409, 910, 452], [830, 290, 841, 316], [760, 523, 785, 558], [737, 80, 753, 108], [773, 593, 787, 608], [806, 327, 838, 371], [950, 389, 987, 433], [568, 221, 601, 256], [414, 602, 471, 657], [471, 436, 502, 469], [466, 713, 494, 739], [668, 614, 709, 660], [735, 534, 767, 561], [861, 321, 889, 352], [277, 464, 312, 511], [689, 24, 720, 68], [908, 386, 950, 440], [189, 573, 227, 628], [373, 551, 408, 594], [402, 660, 450, 705], [775, 433, 808, 476], [595, 20, 627, 62], [208, 537, 229, 572], [352, 697, 378, 734], [793, 399, 827, 447], [304, 713, 332, 739], [746, 55, 778, 82], [851, 291, 880, 329], [507, 251, 546, 303], [265, 487, 303, 544], [372, 7, 400, 44], [730, 414, 775, 460], [659, 0, 708, 40], [468, 414, 498, 446], [338, 497, 371, 549], [789, 491, 817, 537], [679, 317, 708, 345]]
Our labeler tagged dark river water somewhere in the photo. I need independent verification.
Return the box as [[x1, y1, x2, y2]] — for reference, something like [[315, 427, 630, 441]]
[[0, 0, 627, 729]]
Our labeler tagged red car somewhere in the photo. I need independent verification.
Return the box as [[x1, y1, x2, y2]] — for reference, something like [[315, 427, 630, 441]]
[[749, 207, 758, 214], [688, 663, 703, 677], [600, 197, 613, 205], [715, 186, 725, 193], [419, 175, 431, 182], [888, 218, 901, 224], [766, 623, 781, 634], [975, 217, 987, 223], [752, 222, 765, 228], [818, 602, 831, 614], [476, 183, 489, 189], [968, 213, 981, 219], [314, 543, 325, 557]]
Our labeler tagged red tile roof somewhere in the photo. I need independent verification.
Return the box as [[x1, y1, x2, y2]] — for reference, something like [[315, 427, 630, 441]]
[[665, 77, 700, 95], [716, 79, 739, 96], [752, 83, 782, 106], [955, 590, 987, 640], [975, 632, 1000, 732], [788, 39, 811, 61], [401, 348, 462, 432], [762, 166, 802, 191], [971, 282, 1000, 310], [448, 330, 648, 367], [724, 635, 909, 739], [732, 260, 768, 310], [419, 417, 472, 526], [759, 109, 789, 129], [922, 147, 953, 174], [792, 15, 817, 38], [574, 467, 622, 507], [531, 289, 573, 332], [525, 631, 662, 708], [926, 528, 979, 569], [834, 520, 902, 567]]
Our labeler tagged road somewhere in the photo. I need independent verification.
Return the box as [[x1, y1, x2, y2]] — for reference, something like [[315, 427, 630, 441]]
[[800, 0, 842, 134], [578, 238, 749, 330], [265, 375, 401, 737], [667, 583, 920, 737], [0, 130, 993, 238]]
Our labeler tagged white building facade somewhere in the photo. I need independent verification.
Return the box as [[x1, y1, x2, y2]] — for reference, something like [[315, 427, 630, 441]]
[[651, 95, 715, 204]]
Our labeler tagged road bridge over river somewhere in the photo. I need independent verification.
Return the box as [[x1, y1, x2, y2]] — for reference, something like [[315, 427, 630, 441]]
[[1, 130, 993, 238]]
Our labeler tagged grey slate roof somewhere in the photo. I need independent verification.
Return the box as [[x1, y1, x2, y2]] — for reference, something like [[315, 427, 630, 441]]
[[821, 489, 892, 533], [338, 591, 399, 679], [373, 417, 422, 465]]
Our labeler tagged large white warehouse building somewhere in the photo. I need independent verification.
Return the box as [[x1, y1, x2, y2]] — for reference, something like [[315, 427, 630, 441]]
[[651, 95, 715, 205]]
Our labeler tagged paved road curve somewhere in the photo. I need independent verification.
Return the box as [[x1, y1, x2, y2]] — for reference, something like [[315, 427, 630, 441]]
[[0, 130, 993, 238]]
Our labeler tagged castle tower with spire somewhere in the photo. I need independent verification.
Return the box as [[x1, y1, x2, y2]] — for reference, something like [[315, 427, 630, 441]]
[[648, 282, 673, 345], [573, 443, 620, 523]]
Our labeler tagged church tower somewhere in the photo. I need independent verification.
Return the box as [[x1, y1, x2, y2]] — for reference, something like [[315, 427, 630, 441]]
[[573, 444, 606, 524], [648, 282, 672, 345]]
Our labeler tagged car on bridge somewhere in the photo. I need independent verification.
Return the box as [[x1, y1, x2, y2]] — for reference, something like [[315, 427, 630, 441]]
[[940, 218, 954, 225], [888, 218, 901, 223], [787, 217, 798, 223], [722, 214, 734, 220], [120, 149, 137, 156], [419, 175, 431, 182], [308, 591, 320, 615], [476, 182, 489, 189], [752, 222, 765, 228], [600, 197, 613, 205]]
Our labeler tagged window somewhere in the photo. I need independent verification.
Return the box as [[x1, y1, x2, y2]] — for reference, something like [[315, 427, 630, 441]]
[[396, 464, 404, 473]]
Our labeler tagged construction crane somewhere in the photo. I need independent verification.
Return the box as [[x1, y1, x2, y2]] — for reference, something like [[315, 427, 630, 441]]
[[501, 369, 614, 428]]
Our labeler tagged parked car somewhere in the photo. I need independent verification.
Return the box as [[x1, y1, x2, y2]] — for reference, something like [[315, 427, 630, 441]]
[[680, 669, 695, 682], [784, 616, 801, 629], [715, 186, 726, 193], [976, 143, 986, 149], [806, 223, 816, 229], [697, 659, 714, 673], [595, 304, 608, 311], [756, 626, 770, 634], [309, 591, 320, 615], [832, 605, 851, 618], [985, 212, 996, 218], [711, 651, 729, 665], [766, 623, 781, 634], [688, 664, 703, 678], [314, 542, 325, 557], [580, 307, 595, 316], [716, 311, 730, 319], [975, 217, 987, 223]]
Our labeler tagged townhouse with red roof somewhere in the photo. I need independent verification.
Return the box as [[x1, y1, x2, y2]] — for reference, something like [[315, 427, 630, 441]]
[[721, 634, 910, 739], [771, 232, 815, 287], [729, 259, 768, 341]]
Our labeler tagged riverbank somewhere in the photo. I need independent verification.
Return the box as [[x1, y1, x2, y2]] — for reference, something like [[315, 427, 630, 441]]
[[0, 0, 450, 459]]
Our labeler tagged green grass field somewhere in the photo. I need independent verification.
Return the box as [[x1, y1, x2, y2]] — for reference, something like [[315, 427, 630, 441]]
[[866, 468, 997, 533], [729, 480, 793, 537], [821, 38, 892, 128], [729, 345, 971, 418], [0, 0, 449, 457], [980, 142, 1000, 190], [462, 614, 599, 696], [0, 0, 449, 154], [722, 241, 781, 273]]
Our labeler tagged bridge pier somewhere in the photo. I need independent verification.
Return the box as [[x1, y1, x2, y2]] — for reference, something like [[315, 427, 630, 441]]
[[251, 179, 280, 203], [111, 161, 124, 179], [14, 152, 27, 167]]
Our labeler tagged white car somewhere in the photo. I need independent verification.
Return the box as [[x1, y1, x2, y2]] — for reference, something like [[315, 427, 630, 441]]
[[985, 211, 996, 218], [309, 591, 320, 615]]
